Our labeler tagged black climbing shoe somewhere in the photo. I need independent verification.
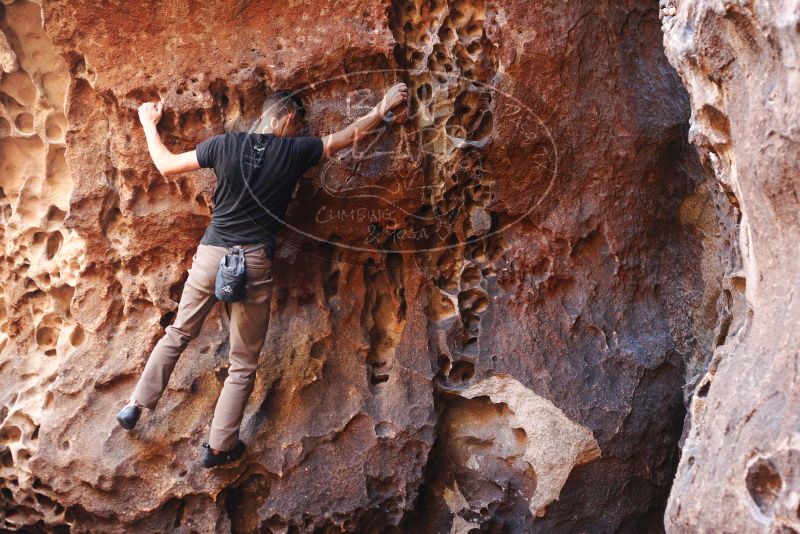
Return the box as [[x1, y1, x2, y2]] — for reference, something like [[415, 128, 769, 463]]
[[115, 400, 142, 430], [201, 440, 246, 468]]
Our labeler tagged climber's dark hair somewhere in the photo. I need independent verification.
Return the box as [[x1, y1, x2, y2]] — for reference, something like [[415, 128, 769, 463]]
[[261, 90, 306, 123]]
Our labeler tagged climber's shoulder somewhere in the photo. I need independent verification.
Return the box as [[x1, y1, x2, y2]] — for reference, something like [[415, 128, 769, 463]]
[[287, 135, 324, 168]]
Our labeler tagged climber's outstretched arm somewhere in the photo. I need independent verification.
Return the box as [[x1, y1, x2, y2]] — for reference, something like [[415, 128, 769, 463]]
[[321, 82, 408, 159], [138, 102, 201, 176]]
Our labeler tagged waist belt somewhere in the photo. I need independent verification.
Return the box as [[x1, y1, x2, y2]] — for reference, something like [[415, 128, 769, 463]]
[[208, 225, 276, 258]]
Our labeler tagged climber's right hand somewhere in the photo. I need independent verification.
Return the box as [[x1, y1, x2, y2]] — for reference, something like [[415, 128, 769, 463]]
[[138, 101, 163, 126], [378, 83, 408, 116]]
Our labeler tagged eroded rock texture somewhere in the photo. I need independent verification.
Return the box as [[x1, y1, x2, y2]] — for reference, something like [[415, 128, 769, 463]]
[[0, 0, 728, 532], [661, 0, 800, 531]]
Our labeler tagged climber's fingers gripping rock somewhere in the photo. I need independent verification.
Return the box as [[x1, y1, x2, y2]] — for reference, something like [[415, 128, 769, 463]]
[[378, 82, 409, 116], [138, 101, 163, 126]]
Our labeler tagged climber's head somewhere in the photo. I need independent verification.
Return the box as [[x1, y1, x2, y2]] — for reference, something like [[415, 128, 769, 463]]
[[255, 90, 306, 137]]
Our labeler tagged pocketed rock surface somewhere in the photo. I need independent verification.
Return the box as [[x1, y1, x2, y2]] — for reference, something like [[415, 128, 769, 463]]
[[661, 0, 800, 531], [0, 0, 744, 532]]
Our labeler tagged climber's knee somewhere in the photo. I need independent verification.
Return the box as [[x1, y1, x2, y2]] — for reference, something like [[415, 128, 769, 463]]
[[163, 323, 196, 350]]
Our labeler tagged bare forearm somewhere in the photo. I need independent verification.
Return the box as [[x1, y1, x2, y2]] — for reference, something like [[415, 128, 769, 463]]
[[142, 122, 174, 173], [137, 101, 200, 175], [321, 82, 408, 158], [347, 105, 384, 143]]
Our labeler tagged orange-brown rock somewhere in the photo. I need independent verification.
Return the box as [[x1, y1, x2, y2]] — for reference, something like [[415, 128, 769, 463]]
[[0, 0, 737, 532]]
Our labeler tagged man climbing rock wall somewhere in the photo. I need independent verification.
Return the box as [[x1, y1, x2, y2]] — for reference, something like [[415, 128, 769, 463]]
[[0, 0, 749, 531]]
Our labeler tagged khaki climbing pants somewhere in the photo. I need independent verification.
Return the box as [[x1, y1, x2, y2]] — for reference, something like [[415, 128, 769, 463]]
[[131, 243, 273, 451]]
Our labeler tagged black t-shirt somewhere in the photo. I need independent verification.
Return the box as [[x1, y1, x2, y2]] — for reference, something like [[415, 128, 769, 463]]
[[195, 132, 323, 253]]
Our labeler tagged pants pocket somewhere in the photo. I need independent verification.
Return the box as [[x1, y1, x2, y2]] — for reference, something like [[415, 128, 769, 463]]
[[244, 256, 273, 290]]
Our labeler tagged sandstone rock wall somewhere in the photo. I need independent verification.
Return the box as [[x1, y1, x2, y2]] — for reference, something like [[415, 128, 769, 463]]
[[661, 0, 800, 531], [0, 0, 732, 532]]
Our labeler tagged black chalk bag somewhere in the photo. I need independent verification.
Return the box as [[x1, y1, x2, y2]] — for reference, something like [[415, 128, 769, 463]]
[[214, 245, 264, 303]]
